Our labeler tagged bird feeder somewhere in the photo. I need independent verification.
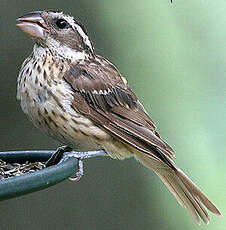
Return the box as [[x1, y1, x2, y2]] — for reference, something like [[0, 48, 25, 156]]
[[0, 150, 78, 201]]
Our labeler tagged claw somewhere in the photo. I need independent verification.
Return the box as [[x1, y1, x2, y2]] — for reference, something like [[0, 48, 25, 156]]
[[69, 158, 84, 181], [46, 148, 107, 181]]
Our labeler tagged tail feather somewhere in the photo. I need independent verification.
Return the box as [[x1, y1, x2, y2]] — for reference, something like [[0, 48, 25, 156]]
[[156, 171, 210, 224], [176, 169, 221, 216], [135, 153, 222, 224]]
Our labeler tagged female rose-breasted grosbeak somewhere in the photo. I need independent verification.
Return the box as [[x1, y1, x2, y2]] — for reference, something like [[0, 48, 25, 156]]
[[16, 11, 221, 224]]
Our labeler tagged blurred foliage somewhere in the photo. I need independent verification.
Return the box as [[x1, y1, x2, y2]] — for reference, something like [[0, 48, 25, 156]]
[[0, 0, 225, 229]]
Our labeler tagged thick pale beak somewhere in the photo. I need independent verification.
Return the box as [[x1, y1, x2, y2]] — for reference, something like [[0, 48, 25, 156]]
[[16, 11, 48, 39]]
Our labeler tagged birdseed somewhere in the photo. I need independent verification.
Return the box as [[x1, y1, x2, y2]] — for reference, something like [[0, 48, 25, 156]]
[[0, 159, 46, 179]]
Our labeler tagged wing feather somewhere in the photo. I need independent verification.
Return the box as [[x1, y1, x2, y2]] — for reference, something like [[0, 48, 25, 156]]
[[64, 55, 175, 167]]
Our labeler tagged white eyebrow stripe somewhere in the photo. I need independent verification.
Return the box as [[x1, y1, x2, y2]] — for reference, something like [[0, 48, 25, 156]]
[[50, 12, 94, 52], [74, 23, 94, 52]]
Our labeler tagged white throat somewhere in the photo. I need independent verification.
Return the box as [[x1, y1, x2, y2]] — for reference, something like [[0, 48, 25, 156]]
[[34, 39, 88, 61]]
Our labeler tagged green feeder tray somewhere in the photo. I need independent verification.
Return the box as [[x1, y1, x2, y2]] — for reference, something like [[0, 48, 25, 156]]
[[0, 150, 78, 201]]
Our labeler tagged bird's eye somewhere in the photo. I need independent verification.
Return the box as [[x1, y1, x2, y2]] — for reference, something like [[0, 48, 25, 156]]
[[56, 19, 69, 29]]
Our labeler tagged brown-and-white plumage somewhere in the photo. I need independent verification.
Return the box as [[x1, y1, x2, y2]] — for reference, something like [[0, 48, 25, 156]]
[[16, 11, 222, 224]]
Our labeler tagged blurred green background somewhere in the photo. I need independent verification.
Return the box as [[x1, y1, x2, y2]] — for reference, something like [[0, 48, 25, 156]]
[[0, 0, 225, 229]]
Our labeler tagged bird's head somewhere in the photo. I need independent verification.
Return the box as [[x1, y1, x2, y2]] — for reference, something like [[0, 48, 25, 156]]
[[17, 10, 94, 55]]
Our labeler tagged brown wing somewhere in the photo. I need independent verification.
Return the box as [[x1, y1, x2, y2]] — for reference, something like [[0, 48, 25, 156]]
[[64, 55, 175, 167]]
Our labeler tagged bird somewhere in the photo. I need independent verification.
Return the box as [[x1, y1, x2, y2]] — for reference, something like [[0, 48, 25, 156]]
[[16, 10, 222, 224]]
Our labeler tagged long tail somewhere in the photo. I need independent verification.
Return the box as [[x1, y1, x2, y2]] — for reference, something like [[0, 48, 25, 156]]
[[135, 153, 222, 224]]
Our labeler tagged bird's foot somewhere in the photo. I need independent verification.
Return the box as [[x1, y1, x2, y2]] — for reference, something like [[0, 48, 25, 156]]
[[68, 158, 84, 181], [59, 149, 107, 181], [46, 148, 107, 181]]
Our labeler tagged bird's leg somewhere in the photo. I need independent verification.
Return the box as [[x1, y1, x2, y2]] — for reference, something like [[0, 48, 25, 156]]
[[65, 149, 107, 160], [58, 149, 107, 181], [45, 145, 73, 167]]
